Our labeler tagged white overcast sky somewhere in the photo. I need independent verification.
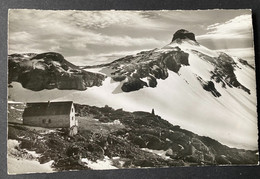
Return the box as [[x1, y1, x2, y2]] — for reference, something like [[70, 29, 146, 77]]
[[8, 9, 254, 66]]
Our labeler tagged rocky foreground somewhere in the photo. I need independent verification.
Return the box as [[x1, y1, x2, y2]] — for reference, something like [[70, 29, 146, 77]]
[[8, 103, 259, 171]]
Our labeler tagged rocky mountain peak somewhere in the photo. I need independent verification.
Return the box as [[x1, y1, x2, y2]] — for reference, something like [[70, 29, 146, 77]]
[[171, 29, 196, 42]]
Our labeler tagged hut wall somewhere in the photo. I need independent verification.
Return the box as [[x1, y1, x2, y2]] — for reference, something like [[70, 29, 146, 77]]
[[69, 104, 77, 127], [23, 115, 70, 128]]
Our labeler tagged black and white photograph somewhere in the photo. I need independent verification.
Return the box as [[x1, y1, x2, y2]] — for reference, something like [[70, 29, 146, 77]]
[[7, 9, 258, 174]]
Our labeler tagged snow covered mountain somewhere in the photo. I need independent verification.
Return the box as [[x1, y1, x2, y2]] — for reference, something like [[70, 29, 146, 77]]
[[8, 29, 258, 150]]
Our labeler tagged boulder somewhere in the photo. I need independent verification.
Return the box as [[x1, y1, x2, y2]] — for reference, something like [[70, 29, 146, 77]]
[[142, 134, 164, 150], [133, 159, 155, 167], [112, 75, 126, 82], [215, 155, 231, 164], [121, 78, 148, 92], [39, 155, 52, 164], [132, 136, 146, 148], [166, 148, 173, 156], [147, 76, 157, 87]]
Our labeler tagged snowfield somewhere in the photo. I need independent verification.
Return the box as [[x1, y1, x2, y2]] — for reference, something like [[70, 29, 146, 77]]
[[167, 40, 219, 57], [8, 41, 258, 150], [7, 139, 54, 174], [81, 156, 118, 170]]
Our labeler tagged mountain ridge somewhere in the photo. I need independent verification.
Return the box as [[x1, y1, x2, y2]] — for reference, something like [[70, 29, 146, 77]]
[[8, 52, 106, 91], [8, 29, 258, 150], [8, 29, 253, 95]]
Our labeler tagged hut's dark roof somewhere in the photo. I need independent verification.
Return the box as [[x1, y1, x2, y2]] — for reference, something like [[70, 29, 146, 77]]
[[23, 101, 73, 117]]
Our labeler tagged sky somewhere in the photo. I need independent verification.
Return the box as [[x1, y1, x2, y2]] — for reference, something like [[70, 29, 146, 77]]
[[8, 9, 254, 66]]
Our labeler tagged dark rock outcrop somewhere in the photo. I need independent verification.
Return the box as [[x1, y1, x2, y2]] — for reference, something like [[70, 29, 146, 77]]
[[8, 52, 106, 91], [192, 50, 251, 95], [147, 76, 157, 88], [99, 47, 189, 92], [31, 52, 65, 63], [164, 53, 181, 73], [197, 76, 221, 97], [238, 58, 254, 69], [121, 78, 148, 92], [172, 29, 197, 42], [18, 69, 52, 91]]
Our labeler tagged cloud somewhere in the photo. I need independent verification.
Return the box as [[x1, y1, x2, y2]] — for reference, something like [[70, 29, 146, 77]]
[[197, 14, 253, 40], [70, 10, 173, 31], [8, 10, 164, 58], [71, 32, 164, 47], [67, 49, 150, 66], [71, 11, 143, 29], [8, 10, 254, 65]]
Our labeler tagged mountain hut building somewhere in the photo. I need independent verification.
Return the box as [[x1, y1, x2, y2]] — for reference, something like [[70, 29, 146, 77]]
[[22, 101, 78, 135]]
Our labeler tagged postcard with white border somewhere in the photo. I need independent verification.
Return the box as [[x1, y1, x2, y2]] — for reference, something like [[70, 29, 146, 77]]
[[7, 9, 258, 174]]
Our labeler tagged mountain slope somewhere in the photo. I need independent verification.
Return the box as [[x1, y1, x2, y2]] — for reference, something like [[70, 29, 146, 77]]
[[8, 30, 258, 150], [8, 103, 258, 172], [8, 52, 106, 91]]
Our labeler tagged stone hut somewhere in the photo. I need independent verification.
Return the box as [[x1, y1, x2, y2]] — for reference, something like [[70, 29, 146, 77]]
[[22, 101, 78, 135]]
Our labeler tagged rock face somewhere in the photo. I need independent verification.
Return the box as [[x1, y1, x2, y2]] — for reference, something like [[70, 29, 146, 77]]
[[238, 58, 254, 69], [197, 76, 221, 97], [171, 29, 197, 42], [121, 78, 148, 92], [192, 50, 251, 94], [75, 104, 258, 166], [92, 47, 190, 92], [8, 52, 106, 91]]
